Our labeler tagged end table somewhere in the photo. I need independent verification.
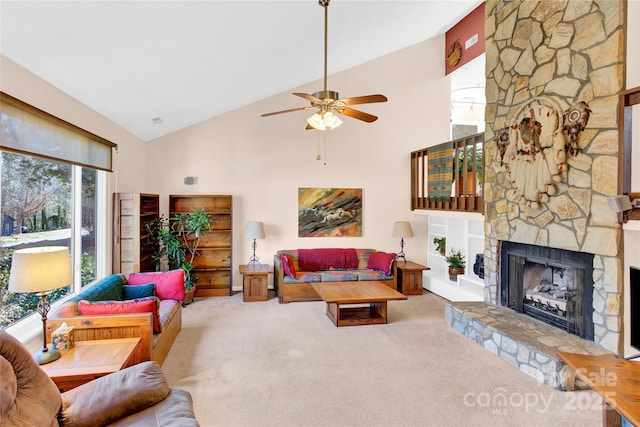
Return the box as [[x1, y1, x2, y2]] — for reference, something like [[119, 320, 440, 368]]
[[239, 264, 272, 302], [394, 261, 430, 295], [41, 338, 141, 391]]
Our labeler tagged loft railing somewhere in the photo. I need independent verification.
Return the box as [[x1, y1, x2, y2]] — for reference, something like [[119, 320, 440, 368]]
[[411, 132, 484, 213]]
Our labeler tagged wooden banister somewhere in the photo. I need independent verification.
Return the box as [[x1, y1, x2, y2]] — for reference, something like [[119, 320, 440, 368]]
[[411, 133, 484, 213]]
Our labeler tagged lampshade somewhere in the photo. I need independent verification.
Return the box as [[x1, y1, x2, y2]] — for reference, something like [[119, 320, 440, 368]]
[[244, 221, 266, 239], [392, 221, 414, 238], [9, 246, 72, 293]]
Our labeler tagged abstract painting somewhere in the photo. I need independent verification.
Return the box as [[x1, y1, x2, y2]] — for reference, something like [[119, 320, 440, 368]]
[[298, 188, 362, 237]]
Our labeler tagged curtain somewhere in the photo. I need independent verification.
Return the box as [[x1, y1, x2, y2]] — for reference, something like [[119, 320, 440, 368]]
[[0, 91, 117, 171]]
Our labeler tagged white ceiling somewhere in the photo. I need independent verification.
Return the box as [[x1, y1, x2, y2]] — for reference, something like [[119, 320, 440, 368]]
[[0, 0, 483, 141]]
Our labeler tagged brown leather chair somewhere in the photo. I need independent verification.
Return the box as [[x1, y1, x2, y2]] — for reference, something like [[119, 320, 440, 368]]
[[0, 330, 198, 426]]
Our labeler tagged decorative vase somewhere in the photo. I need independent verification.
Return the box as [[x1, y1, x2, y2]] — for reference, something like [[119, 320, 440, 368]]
[[438, 247, 446, 256], [448, 267, 465, 281]]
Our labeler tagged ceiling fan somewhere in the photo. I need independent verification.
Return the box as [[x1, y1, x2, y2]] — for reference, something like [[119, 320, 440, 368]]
[[261, 0, 388, 131]]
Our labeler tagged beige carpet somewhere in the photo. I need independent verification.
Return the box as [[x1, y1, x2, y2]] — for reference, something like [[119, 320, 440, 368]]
[[161, 291, 601, 427]]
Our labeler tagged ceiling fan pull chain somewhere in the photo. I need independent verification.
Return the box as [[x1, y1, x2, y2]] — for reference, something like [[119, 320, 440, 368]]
[[324, 132, 327, 166], [317, 133, 322, 161]]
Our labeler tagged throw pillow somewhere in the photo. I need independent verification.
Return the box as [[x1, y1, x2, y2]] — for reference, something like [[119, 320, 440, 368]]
[[127, 269, 185, 302], [78, 297, 161, 334], [366, 251, 396, 275], [123, 283, 155, 300], [279, 254, 297, 278]]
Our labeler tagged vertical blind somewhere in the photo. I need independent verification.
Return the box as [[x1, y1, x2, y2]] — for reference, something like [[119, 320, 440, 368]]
[[0, 91, 117, 171]]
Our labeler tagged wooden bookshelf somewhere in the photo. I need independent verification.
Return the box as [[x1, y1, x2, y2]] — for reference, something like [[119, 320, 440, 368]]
[[169, 195, 232, 297]]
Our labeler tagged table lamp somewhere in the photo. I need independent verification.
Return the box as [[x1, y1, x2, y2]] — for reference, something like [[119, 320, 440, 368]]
[[9, 246, 72, 364], [392, 221, 414, 263], [244, 221, 265, 268]]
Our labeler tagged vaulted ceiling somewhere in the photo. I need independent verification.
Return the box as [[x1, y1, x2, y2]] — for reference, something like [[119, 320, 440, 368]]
[[0, 1, 482, 141]]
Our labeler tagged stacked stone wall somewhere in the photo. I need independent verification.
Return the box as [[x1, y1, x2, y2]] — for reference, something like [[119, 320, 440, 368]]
[[482, 0, 626, 353]]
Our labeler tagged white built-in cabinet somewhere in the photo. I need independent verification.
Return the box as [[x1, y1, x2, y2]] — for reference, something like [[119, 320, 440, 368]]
[[424, 213, 485, 301]]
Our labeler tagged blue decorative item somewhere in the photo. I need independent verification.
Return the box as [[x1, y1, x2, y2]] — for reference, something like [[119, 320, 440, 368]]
[[473, 254, 484, 279]]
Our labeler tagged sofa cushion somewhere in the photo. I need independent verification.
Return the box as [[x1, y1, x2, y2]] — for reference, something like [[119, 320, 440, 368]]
[[70, 273, 126, 302], [128, 269, 185, 302], [318, 271, 358, 282], [279, 254, 297, 278], [159, 300, 180, 331], [298, 248, 358, 271], [78, 297, 161, 334], [367, 251, 396, 275], [60, 361, 170, 427], [283, 271, 322, 284], [108, 388, 198, 427], [355, 269, 394, 281], [123, 283, 156, 300]]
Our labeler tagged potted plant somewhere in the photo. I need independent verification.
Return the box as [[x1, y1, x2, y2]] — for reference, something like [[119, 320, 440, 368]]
[[455, 148, 483, 195], [445, 248, 466, 281], [146, 208, 213, 305], [433, 237, 446, 256]]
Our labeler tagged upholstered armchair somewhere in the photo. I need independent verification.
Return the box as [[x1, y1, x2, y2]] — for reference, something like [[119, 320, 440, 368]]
[[0, 330, 198, 426]]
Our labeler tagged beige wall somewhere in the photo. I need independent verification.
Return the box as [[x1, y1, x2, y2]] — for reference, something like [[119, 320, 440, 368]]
[[145, 36, 451, 288], [0, 55, 147, 269]]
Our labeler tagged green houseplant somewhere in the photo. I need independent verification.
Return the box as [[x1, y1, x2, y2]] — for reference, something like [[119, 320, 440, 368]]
[[146, 208, 213, 304], [433, 237, 446, 256], [455, 148, 483, 195], [445, 248, 466, 281]]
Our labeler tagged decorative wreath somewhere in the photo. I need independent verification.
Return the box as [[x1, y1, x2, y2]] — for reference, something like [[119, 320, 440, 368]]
[[446, 40, 462, 67]]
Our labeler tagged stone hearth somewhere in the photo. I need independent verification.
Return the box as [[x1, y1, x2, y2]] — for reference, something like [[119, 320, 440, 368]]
[[445, 302, 613, 389]]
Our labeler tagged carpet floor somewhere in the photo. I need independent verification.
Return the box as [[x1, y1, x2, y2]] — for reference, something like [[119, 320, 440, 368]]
[[161, 291, 601, 427]]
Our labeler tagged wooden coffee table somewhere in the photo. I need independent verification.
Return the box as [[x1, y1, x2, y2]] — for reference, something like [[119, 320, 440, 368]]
[[311, 281, 407, 327], [41, 338, 141, 391]]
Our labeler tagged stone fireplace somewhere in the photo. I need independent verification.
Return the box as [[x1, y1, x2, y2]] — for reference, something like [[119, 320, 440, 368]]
[[499, 241, 594, 341], [446, 0, 627, 389], [481, 0, 626, 355]]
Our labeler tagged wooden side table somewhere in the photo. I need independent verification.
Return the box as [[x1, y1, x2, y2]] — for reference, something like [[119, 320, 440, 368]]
[[394, 261, 430, 295], [41, 338, 141, 392], [558, 351, 640, 427], [239, 264, 272, 302]]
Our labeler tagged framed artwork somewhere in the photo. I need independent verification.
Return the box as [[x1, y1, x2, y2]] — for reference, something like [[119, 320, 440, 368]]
[[298, 188, 362, 237]]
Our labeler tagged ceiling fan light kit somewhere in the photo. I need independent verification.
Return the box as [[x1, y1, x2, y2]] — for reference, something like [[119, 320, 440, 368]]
[[261, 0, 387, 130]]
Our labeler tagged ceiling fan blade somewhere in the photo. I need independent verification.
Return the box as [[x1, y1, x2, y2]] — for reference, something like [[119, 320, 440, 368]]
[[337, 107, 378, 123], [293, 92, 322, 103], [261, 106, 313, 117], [340, 94, 388, 106]]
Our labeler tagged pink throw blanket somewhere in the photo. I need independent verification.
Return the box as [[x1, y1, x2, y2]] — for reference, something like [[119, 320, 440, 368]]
[[298, 248, 358, 271]]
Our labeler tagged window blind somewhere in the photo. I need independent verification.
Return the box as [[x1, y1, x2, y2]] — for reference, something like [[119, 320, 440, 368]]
[[0, 91, 117, 171]]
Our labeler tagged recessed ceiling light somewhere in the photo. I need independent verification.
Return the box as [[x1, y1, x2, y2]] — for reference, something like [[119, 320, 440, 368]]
[[151, 117, 164, 125]]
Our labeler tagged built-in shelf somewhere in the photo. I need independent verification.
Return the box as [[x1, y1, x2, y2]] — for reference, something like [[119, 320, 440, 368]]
[[424, 213, 485, 302]]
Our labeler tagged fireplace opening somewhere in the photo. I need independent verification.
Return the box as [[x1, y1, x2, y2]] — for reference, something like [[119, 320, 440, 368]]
[[500, 242, 594, 340]]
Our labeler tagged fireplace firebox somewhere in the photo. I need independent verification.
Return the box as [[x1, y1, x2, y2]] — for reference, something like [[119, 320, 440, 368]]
[[500, 242, 594, 340]]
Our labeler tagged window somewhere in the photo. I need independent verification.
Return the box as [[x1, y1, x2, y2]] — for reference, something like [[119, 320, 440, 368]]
[[0, 152, 102, 328], [0, 92, 114, 332]]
